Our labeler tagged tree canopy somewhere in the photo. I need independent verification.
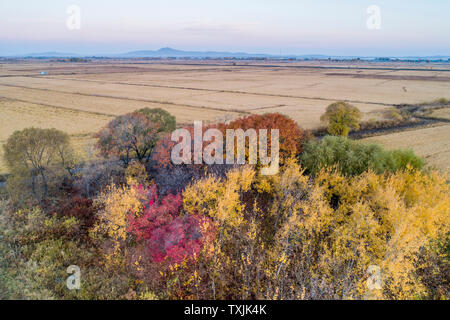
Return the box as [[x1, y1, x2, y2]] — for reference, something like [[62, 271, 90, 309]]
[[137, 108, 176, 135], [300, 135, 424, 176], [321, 102, 362, 136], [95, 112, 160, 165], [3, 128, 75, 197]]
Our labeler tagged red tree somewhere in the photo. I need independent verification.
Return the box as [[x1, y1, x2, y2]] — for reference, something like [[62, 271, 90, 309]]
[[152, 113, 304, 169], [220, 113, 303, 160], [152, 124, 220, 169], [128, 185, 215, 264]]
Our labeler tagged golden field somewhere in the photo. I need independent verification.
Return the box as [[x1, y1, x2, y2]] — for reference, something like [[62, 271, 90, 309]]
[[0, 98, 112, 173], [429, 107, 450, 120], [363, 124, 450, 171], [1, 59, 450, 173]]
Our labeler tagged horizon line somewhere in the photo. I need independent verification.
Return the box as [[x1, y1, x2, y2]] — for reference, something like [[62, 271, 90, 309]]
[[1, 47, 450, 59]]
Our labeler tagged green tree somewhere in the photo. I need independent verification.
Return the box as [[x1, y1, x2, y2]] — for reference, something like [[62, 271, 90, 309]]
[[321, 102, 362, 136], [3, 128, 76, 198], [137, 108, 176, 135], [300, 136, 424, 176]]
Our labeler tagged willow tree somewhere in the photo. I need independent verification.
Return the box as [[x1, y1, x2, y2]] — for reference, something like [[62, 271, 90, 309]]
[[321, 102, 362, 136], [3, 128, 76, 198]]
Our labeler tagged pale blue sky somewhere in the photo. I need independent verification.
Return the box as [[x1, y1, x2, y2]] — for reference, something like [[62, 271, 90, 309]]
[[1, 0, 449, 56]]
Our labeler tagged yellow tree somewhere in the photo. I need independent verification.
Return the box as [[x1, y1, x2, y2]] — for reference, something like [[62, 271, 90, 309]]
[[321, 102, 362, 136], [181, 160, 449, 300], [93, 184, 144, 268]]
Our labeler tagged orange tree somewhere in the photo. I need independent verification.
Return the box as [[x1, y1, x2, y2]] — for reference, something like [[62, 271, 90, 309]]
[[152, 113, 304, 171], [220, 113, 303, 162]]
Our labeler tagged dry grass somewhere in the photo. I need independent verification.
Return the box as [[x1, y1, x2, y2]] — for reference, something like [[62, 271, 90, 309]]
[[363, 124, 450, 172], [0, 98, 113, 173], [0, 85, 243, 123], [0, 98, 112, 136], [429, 107, 450, 120]]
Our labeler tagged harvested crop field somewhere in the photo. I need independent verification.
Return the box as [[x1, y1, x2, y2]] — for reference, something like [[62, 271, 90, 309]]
[[429, 107, 450, 120], [0, 98, 112, 173], [1, 59, 450, 173], [363, 124, 450, 172]]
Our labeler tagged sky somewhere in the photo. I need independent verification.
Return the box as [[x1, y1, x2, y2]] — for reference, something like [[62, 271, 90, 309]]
[[0, 0, 449, 56]]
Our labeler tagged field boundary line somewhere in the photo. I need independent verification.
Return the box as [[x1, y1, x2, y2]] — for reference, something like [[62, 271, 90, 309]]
[[0, 96, 116, 117], [352, 121, 449, 140], [0, 83, 250, 115], [24, 75, 395, 107]]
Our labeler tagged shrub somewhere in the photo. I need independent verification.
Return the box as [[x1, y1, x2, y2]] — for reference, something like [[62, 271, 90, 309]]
[[300, 136, 424, 176], [58, 196, 96, 236], [183, 166, 255, 228], [415, 234, 450, 299], [390, 149, 425, 171], [321, 102, 362, 136], [125, 161, 148, 186], [434, 98, 449, 105], [128, 185, 215, 264], [272, 164, 449, 299], [0, 203, 102, 299], [0, 198, 154, 300], [387, 108, 404, 121], [93, 183, 145, 267], [74, 160, 124, 198]]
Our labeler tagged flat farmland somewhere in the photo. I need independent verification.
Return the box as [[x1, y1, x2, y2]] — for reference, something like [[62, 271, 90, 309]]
[[0, 98, 112, 173], [363, 123, 450, 172], [1, 59, 449, 173], [429, 107, 450, 120]]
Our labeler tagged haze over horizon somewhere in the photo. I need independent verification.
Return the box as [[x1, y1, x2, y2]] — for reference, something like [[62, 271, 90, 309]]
[[1, 0, 449, 57]]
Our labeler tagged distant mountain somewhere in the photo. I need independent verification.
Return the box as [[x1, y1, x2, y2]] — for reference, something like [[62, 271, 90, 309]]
[[24, 52, 82, 58], [121, 47, 273, 58], [121, 51, 366, 59], [4, 48, 450, 60]]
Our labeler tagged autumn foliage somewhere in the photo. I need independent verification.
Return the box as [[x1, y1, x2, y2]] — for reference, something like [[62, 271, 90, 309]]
[[1, 107, 448, 301], [153, 113, 303, 169], [179, 162, 449, 299], [128, 185, 216, 264], [95, 112, 160, 165], [320, 101, 362, 136], [152, 123, 220, 169], [220, 113, 303, 160]]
